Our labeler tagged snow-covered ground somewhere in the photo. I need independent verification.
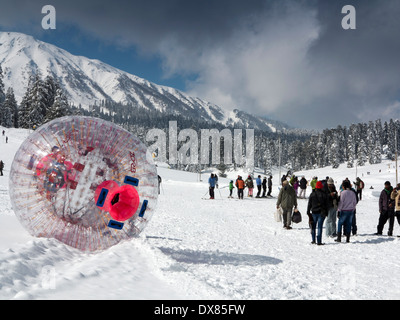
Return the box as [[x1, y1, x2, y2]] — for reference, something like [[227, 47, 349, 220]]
[[1, 126, 399, 300]]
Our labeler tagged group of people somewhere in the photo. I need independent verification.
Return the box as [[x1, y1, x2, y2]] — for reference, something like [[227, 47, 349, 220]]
[[277, 174, 400, 245], [280, 173, 308, 199], [208, 173, 273, 200]]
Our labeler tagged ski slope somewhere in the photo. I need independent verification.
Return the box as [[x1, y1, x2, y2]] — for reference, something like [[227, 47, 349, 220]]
[[0, 126, 399, 300]]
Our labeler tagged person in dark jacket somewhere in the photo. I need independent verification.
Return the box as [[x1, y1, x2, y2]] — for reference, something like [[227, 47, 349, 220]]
[[307, 181, 328, 245], [262, 177, 267, 197], [299, 176, 307, 198], [375, 181, 395, 236], [277, 180, 298, 229], [208, 174, 216, 199], [267, 175, 273, 197], [325, 178, 339, 237]]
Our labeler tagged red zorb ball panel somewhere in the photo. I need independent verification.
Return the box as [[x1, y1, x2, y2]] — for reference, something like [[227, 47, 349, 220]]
[[9, 116, 158, 252]]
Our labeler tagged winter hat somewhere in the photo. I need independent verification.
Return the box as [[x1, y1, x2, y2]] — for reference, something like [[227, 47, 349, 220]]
[[327, 178, 334, 184], [315, 181, 323, 189], [282, 180, 288, 186]]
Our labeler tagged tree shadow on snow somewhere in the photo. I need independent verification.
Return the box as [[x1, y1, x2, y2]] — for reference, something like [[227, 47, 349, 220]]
[[158, 247, 282, 266]]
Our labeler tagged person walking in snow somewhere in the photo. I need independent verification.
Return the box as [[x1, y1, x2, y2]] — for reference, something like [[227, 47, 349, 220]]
[[307, 181, 329, 245], [325, 178, 339, 238], [310, 177, 318, 191], [262, 176, 267, 197], [158, 175, 162, 194], [267, 175, 273, 197], [255, 175, 262, 198], [299, 176, 307, 199], [0, 160, 4, 176], [354, 177, 364, 200], [390, 183, 400, 234], [235, 175, 245, 199], [208, 173, 216, 199], [276, 180, 298, 229], [228, 180, 234, 198], [336, 180, 358, 243], [245, 175, 254, 197], [375, 181, 395, 236]]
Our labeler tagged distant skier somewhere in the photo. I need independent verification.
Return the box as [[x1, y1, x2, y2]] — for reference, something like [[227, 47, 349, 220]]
[[262, 176, 267, 197], [208, 173, 217, 199], [228, 180, 234, 198], [267, 175, 273, 197], [235, 175, 245, 200], [158, 175, 162, 194], [0, 160, 3, 176], [255, 175, 262, 198], [245, 175, 254, 197]]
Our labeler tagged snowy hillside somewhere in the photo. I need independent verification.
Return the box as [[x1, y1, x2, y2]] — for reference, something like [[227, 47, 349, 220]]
[[1, 126, 400, 300], [0, 32, 289, 133]]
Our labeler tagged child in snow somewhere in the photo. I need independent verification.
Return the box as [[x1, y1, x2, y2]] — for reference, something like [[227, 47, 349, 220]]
[[229, 180, 234, 198]]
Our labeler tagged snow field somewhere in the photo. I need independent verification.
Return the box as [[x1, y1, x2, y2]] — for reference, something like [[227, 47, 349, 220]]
[[0, 126, 400, 300]]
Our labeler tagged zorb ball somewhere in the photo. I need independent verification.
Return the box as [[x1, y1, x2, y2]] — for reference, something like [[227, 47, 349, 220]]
[[9, 116, 158, 252]]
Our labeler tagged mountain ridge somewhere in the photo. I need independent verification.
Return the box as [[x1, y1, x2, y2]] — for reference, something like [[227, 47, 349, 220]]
[[0, 31, 290, 132]]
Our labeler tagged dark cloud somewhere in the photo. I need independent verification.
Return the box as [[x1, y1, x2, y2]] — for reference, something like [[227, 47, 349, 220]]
[[1, 0, 400, 129]]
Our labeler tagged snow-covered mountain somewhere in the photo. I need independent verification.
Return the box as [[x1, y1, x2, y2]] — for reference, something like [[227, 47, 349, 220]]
[[0, 31, 289, 132]]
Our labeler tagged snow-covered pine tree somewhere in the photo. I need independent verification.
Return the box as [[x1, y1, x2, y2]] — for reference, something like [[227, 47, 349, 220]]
[[29, 74, 48, 127], [18, 75, 36, 129], [0, 65, 5, 105], [45, 87, 69, 123], [2, 88, 18, 128], [357, 139, 368, 166], [347, 124, 357, 168]]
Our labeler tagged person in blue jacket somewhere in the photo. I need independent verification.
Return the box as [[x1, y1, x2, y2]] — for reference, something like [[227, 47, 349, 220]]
[[256, 175, 262, 198], [208, 173, 217, 199]]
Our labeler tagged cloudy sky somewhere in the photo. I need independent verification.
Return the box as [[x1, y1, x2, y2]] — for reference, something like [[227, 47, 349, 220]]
[[1, 0, 400, 129]]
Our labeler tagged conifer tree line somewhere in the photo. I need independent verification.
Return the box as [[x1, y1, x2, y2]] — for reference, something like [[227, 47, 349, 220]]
[[256, 118, 400, 173], [1, 64, 399, 173], [0, 65, 70, 129]]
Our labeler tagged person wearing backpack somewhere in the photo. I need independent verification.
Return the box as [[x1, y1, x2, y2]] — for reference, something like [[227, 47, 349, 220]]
[[307, 181, 329, 245], [245, 175, 254, 197]]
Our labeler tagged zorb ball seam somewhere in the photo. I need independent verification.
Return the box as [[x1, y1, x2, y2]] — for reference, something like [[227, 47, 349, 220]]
[[9, 116, 158, 252]]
